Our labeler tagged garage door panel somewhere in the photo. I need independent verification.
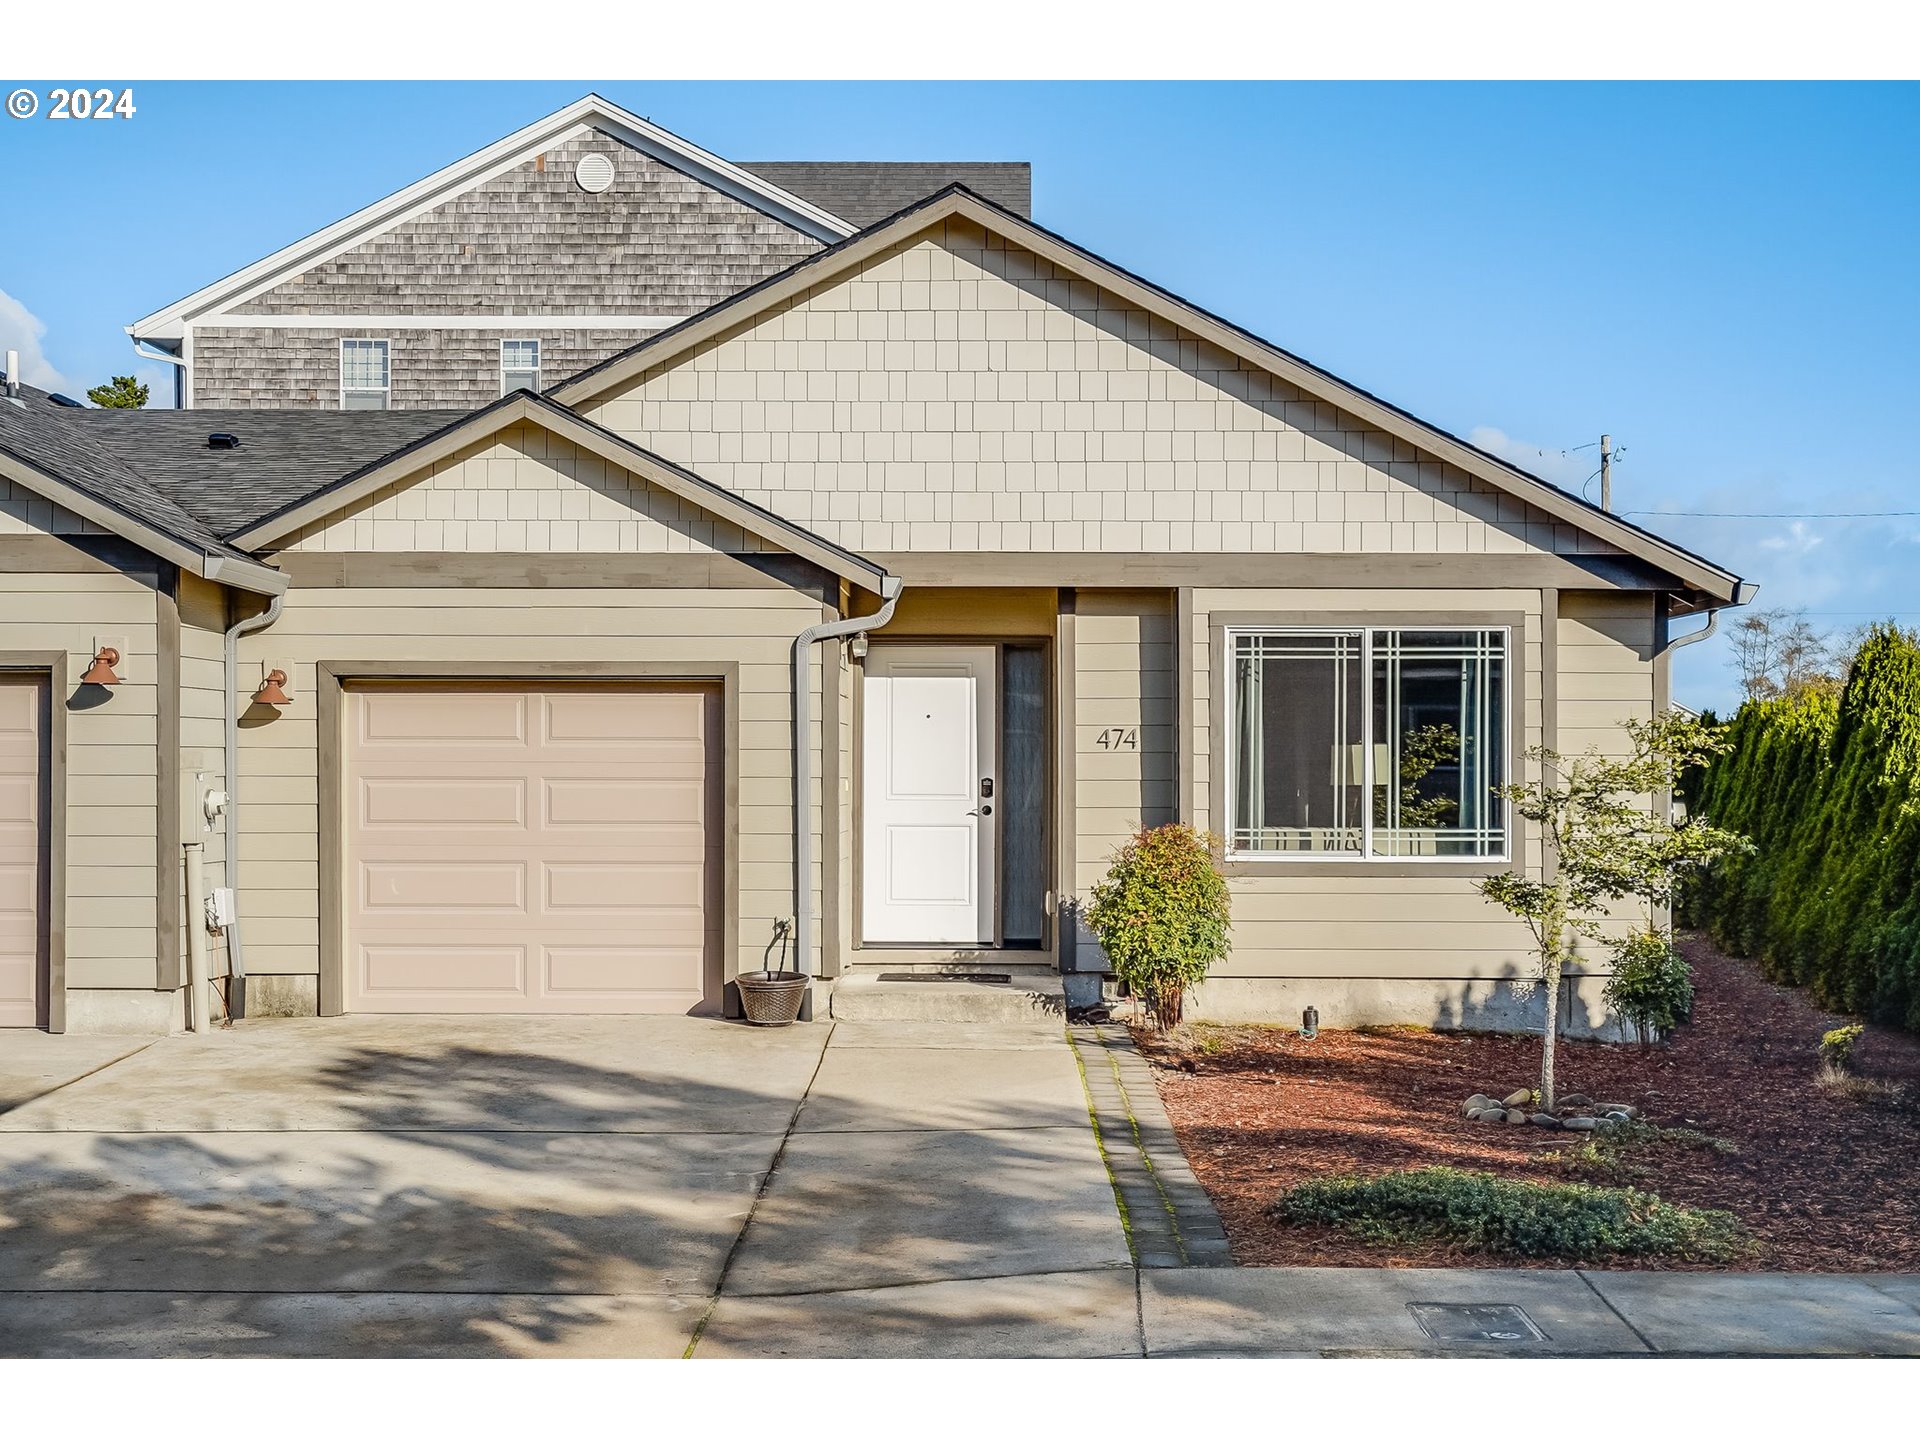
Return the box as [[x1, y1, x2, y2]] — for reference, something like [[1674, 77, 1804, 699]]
[[542, 689, 707, 744], [359, 691, 527, 745], [360, 861, 528, 913], [0, 678, 44, 1028], [346, 684, 720, 1015], [358, 944, 529, 1001], [543, 777, 706, 828], [543, 861, 706, 914], [544, 946, 705, 1000], [360, 777, 527, 829]]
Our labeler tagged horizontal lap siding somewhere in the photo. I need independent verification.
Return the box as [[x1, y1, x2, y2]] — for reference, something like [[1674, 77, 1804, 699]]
[[1073, 591, 1175, 959], [177, 574, 230, 979], [235, 586, 823, 984], [0, 569, 160, 989], [1188, 587, 1548, 982], [1558, 593, 1660, 949]]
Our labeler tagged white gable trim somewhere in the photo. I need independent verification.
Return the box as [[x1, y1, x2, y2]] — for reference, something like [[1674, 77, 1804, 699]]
[[553, 189, 1743, 606], [128, 95, 856, 345], [191, 313, 692, 330]]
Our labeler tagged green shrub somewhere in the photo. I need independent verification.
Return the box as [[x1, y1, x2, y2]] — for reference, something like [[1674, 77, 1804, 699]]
[[1605, 930, 1695, 1044], [1688, 624, 1920, 1034], [1084, 823, 1231, 1030], [1819, 1023, 1865, 1074], [1272, 1165, 1751, 1261]]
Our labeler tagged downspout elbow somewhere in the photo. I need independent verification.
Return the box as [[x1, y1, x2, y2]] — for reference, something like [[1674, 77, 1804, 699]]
[[790, 576, 902, 991]]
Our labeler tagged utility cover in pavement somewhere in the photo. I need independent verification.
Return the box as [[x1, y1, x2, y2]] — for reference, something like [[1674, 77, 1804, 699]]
[[1407, 1303, 1545, 1343]]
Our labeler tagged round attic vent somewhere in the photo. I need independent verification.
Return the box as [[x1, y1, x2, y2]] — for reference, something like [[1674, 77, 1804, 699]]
[[575, 153, 615, 194]]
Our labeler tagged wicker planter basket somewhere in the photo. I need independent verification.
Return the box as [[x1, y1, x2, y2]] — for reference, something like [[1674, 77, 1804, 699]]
[[736, 970, 809, 1026]]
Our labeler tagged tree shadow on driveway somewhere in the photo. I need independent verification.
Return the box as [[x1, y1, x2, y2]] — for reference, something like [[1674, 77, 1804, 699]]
[[0, 1021, 1129, 1357]]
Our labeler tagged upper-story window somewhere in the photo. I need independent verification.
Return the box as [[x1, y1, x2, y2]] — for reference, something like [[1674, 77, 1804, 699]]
[[340, 339, 390, 410], [501, 339, 541, 395], [1226, 626, 1509, 861]]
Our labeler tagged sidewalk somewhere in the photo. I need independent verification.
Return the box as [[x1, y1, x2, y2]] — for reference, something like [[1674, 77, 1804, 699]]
[[694, 1263, 1920, 1358]]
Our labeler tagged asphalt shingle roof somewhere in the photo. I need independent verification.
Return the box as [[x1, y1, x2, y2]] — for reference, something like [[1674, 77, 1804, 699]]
[[66, 407, 465, 538], [740, 162, 1031, 227], [0, 385, 249, 558]]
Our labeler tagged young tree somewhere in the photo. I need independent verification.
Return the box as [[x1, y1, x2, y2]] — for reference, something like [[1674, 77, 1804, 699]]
[[1477, 713, 1750, 1109], [1729, 607, 1840, 701], [86, 375, 148, 409]]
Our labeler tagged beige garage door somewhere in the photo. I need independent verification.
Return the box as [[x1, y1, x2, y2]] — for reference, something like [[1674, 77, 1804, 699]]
[[0, 677, 47, 1029], [345, 683, 721, 1015]]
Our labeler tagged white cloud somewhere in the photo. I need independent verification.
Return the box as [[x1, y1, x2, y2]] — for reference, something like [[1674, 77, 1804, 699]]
[[0, 287, 78, 397], [1466, 425, 1602, 498]]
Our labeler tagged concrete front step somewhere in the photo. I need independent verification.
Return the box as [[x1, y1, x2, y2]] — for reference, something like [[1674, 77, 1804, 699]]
[[828, 967, 1066, 1023]]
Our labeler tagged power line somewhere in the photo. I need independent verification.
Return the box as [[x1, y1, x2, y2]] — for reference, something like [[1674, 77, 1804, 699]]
[[1622, 509, 1920, 520]]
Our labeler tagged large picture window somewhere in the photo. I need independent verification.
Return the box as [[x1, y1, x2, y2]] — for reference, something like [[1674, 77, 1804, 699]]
[[1228, 627, 1508, 860]]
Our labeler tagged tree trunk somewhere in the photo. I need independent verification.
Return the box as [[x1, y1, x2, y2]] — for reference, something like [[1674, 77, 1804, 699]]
[[1538, 873, 1571, 1112]]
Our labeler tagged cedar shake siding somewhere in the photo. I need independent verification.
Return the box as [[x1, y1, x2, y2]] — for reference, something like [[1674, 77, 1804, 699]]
[[191, 327, 671, 410], [192, 130, 827, 408]]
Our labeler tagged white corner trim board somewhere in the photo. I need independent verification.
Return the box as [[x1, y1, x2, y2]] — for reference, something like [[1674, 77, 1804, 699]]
[[192, 314, 693, 330]]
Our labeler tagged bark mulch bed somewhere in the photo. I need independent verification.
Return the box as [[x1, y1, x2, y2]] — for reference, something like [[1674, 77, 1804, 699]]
[[1136, 933, 1920, 1270]]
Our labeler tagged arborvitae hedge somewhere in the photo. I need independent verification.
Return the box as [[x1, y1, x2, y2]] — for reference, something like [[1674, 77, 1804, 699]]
[[1685, 625, 1920, 1031]]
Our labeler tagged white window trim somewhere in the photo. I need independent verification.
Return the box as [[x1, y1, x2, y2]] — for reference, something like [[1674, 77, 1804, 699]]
[[500, 337, 541, 396], [339, 336, 391, 410], [1221, 624, 1512, 864]]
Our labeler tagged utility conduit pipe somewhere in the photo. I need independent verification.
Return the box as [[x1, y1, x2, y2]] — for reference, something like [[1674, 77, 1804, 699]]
[[183, 841, 211, 1033], [223, 593, 284, 1019]]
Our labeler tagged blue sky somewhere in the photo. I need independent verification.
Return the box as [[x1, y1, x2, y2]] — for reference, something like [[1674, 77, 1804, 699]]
[[1, 81, 1915, 712]]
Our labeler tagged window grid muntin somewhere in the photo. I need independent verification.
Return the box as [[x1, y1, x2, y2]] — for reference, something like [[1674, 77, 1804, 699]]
[[1226, 625, 1510, 862], [340, 337, 390, 410], [501, 338, 541, 395]]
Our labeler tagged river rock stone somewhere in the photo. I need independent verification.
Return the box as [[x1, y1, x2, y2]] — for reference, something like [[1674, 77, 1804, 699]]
[[1529, 1112, 1562, 1128], [1560, 1094, 1592, 1108], [1463, 1094, 1493, 1116], [1505, 1107, 1530, 1124], [1503, 1089, 1533, 1108], [1472, 1107, 1506, 1122], [1563, 1116, 1601, 1131]]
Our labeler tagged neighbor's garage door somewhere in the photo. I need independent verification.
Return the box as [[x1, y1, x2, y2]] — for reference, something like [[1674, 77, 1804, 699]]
[[345, 683, 720, 1014], [0, 676, 47, 1029]]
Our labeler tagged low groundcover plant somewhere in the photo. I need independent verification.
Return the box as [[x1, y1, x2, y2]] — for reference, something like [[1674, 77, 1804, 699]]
[[1271, 1165, 1751, 1262]]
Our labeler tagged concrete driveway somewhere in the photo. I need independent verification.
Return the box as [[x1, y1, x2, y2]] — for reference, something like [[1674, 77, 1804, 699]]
[[0, 1014, 1126, 1357]]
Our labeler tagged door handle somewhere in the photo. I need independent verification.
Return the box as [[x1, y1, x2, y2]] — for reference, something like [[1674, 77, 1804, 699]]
[[967, 804, 993, 817]]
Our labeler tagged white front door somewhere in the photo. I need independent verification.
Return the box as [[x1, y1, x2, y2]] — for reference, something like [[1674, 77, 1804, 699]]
[[861, 644, 996, 945]]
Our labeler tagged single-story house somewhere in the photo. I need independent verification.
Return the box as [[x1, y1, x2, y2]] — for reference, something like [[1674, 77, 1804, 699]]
[[0, 187, 1746, 1035]]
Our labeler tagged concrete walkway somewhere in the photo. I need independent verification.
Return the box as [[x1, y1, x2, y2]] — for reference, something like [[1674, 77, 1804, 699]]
[[1, 1016, 1916, 1357]]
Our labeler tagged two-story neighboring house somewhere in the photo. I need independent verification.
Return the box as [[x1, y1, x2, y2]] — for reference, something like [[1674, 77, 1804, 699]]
[[125, 95, 1030, 410], [0, 97, 1746, 1039]]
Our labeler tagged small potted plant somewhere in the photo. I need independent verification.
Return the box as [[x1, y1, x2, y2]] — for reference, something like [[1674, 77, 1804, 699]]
[[735, 919, 809, 1026]]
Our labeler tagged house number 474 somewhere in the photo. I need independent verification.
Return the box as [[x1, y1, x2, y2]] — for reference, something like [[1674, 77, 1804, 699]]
[[1094, 727, 1139, 750]]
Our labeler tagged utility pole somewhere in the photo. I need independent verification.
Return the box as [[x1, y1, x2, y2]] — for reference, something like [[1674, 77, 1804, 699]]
[[1600, 434, 1612, 512]]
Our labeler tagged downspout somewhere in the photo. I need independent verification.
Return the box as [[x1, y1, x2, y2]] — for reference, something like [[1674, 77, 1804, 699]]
[[791, 574, 902, 985], [223, 593, 284, 1019]]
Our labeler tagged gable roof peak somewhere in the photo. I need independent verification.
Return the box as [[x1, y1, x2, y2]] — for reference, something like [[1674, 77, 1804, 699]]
[[552, 186, 1742, 608], [126, 93, 858, 347]]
